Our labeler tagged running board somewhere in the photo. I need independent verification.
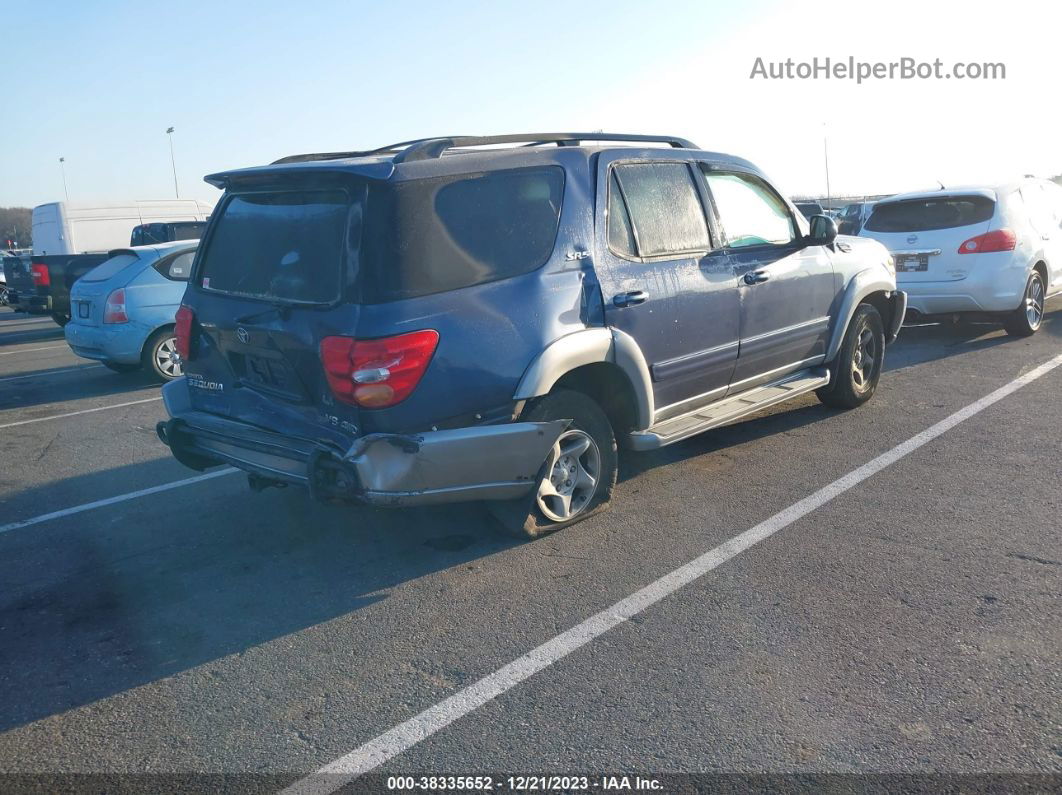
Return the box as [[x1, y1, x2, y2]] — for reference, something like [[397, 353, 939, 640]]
[[627, 368, 830, 451]]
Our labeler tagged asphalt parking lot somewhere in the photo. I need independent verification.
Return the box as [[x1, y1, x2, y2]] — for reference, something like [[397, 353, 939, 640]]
[[0, 303, 1059, 789]]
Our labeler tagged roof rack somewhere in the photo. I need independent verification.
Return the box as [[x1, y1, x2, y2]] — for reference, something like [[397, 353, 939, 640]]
[[271, 133, 697, 166]]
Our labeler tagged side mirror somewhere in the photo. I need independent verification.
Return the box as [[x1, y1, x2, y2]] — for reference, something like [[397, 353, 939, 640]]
[[806, 214, 838, 246]]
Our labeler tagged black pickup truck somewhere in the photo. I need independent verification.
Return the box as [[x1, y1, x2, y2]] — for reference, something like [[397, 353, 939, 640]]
[[7, 253, 109, 325], [8, 222, 206, 324]]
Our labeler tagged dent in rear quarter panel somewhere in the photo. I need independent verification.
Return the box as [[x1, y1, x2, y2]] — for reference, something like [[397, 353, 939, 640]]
[[355, 157, 600, 435]]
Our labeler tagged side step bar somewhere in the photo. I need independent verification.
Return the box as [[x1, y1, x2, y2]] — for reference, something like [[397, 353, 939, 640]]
[[627, 368, 830, 451]]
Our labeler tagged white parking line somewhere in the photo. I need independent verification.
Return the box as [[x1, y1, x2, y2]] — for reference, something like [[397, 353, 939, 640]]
[[0, 396, 162, 430], [0, 344, 67, 356], [0, 468, 239, 536], [283, 350, 1062, 795], [0, 364, 102, 383]]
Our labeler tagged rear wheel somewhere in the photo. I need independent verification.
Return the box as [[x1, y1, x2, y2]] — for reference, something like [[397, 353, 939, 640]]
[[488, 389, 617, 540], [50, 312, 70, 327], [143, 327, 183, 380], [1002, 272, 1045, 337], [817, 303, 885, 409]]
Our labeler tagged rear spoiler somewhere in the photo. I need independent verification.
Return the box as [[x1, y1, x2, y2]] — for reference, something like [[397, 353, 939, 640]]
[[204, 159, 395, 190]]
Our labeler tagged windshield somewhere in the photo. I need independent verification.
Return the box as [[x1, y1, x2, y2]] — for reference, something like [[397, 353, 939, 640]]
[[865, 195, 995, 232]]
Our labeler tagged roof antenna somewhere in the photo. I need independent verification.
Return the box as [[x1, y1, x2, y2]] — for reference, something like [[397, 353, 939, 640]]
[[937, 180, 945, 190]]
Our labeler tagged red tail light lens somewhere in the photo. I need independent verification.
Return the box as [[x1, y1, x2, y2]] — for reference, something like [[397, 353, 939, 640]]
[[30, 263, 50, 287], [174, 305, 195, 360], [958, 228, 1016, 254], [103, 288, 128, 324], [320, 330, 439, 409]]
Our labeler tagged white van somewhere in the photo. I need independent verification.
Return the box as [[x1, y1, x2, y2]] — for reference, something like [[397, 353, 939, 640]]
[[31, 200, 214, 256]]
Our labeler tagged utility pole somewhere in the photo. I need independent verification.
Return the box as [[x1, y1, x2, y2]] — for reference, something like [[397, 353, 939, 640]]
[[59, 157, 69, 202], [166, 127, 179, 198]]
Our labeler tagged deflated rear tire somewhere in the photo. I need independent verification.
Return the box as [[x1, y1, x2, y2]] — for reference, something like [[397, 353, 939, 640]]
[[817, 303, 885, 410], [488, 389, 617, 540]]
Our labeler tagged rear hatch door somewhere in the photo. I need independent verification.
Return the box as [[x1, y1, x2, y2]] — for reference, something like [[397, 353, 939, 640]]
[[860, 194, 996, 282], [183, 187, 363, 449], [68, 252, 142, 327]]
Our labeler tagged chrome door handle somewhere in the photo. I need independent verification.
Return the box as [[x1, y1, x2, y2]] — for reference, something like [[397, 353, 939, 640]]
[[743, 270, 770, 285], [613, 290, 648, 308]]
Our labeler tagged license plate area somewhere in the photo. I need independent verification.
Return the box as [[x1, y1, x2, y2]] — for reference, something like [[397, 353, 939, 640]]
[[895, 253, 930, 272], [230, 350, 305, 401]]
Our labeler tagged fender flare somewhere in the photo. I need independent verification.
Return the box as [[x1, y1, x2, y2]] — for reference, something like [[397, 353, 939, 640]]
[[513, 327, 655, 431], [825, 269, 900, 361]]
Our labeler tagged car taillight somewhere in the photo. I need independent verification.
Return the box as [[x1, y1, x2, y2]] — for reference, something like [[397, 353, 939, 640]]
[[103, 288, 128, 324], [320, 330, 439, 409], [958, 228, 1017, 254], [174, 304, 195, 360], [30, 263, 50, 287]]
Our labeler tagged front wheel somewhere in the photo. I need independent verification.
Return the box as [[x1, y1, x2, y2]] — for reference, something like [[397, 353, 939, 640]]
[[817, 303, 885, 409], [487, 389, 618, 540], [143, 327, 183, 380], [1002, 272, 1045, 337]]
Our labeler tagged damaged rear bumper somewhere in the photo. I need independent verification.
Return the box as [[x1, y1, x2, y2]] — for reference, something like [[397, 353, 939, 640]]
[[156, 379, 566, 506]]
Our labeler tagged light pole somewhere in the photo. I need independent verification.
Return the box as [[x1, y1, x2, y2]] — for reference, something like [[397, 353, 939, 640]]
[[822, 122, 832, 207], [59, 157, 69, 202], [166, 127, 179, 198]]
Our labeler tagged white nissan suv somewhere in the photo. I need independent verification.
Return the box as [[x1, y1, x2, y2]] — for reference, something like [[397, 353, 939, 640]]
[[859, 179, 1062, 336]]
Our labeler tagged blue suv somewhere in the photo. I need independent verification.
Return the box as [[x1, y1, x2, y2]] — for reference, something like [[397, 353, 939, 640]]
[[158, 133, 906, 538]]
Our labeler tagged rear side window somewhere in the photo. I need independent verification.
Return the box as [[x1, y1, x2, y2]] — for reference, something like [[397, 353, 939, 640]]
[[154, 250, 195, 281], [609, 163, 710, 258], [361, 167, 564, 302], [865, 196, 995, 232], [702, 171, 796, 248], [81, 253, 139, 282], [198, 190, 349, 304]]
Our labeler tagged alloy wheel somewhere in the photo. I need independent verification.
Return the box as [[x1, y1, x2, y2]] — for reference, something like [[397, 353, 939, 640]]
[[1025, 276, 1045, 330], [851, 322, 877, 391], [536, 429, 601, 522], [154, 336, 183, 378]]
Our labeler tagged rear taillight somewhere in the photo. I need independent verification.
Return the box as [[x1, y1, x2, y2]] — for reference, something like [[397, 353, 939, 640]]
[[320, 330, 439, 409], [103, 288, 128, 324], [30, 263, 50, 287], [958, 228, 1016, 254], [174, 305, 195, 360]]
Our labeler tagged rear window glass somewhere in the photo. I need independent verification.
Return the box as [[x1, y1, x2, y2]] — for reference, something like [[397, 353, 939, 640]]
[[81, 253, 139, 282], [360, 167, 564, 301], [865, 196, 995, 232], [198, 190, 349, 304]]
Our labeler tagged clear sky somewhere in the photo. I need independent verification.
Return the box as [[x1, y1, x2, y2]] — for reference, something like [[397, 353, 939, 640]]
[[1, 0, 1059, 208]]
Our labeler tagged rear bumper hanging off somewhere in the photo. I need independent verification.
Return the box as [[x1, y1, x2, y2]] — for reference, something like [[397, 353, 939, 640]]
[[157, 379, 567, 506]]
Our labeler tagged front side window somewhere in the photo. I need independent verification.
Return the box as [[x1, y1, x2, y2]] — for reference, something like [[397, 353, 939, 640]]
[[703, 171, 796, 248], [609, 163, 710, 258]]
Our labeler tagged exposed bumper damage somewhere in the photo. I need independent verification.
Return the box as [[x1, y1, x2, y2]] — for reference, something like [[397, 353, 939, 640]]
[[157, 379, 567, 506]]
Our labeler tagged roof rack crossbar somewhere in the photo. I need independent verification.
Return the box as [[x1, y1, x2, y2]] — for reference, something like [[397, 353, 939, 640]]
[[271, 133, 698, 166], [392, 133, 698, 163]]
